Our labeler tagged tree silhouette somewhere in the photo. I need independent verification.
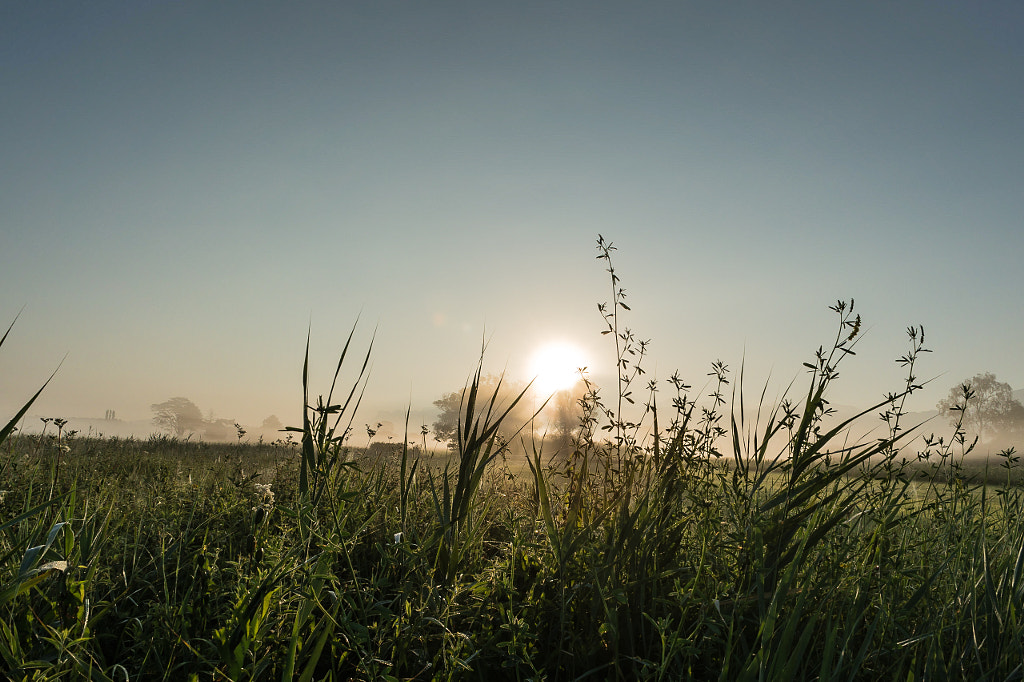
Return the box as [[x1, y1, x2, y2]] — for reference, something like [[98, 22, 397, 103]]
[[151, 397, 205, 437], [543, 380, 587, 456], [936, 372, 1023, 442], [432, 374, 536, 449]]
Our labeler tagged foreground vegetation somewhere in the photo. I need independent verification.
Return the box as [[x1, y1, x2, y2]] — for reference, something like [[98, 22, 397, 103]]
[[4, 239, 1024, 680]]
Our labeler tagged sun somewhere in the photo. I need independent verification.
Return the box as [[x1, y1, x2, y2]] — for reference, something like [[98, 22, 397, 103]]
[[529, 342, 588, 397]]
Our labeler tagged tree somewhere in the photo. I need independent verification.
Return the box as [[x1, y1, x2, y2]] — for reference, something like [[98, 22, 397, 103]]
[[431, 390, 463, 445], [936, 372, 1024, 442], [261, 415, 283, 432], [541, 380, 587, 455], [151, 397, 206, 437], [431, 374, 537, 449]]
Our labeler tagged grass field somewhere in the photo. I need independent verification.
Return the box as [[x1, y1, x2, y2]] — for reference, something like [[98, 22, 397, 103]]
[[3, 239, 1023, 680]]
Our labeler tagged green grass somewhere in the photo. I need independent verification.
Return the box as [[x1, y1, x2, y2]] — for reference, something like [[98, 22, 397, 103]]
[[2, 238, 1023, 680]]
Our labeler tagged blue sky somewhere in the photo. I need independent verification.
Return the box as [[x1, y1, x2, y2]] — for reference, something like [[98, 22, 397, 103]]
[[2, 1, 1022, 434]]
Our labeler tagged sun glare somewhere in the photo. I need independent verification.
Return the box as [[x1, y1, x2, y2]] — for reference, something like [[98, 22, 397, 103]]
[[529, 342, 588, 397]]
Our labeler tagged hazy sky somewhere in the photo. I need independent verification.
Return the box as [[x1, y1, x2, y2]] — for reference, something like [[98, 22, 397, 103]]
[[2, 2, 1022, 434]]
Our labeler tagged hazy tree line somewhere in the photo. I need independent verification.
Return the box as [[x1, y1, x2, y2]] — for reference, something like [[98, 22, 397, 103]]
[[151, 371, 1021, 451], [426, 370, 1024, 456], [150, 397, 282, 442]]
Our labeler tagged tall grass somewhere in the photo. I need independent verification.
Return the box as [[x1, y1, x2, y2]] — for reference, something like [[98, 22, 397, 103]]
[[2, 239, 1023, 680]]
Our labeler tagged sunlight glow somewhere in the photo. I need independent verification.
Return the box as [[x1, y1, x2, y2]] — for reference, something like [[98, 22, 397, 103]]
[[529, 342, 588, 397]]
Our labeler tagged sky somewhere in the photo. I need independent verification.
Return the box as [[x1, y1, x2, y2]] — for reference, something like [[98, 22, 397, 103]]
[[2, 1, 1022, 437]]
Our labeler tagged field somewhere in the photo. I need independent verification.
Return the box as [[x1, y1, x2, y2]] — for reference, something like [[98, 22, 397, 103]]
[[4, 243, 1024, 680]]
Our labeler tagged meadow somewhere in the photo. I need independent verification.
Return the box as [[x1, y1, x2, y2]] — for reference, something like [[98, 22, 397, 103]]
[[3, 239, 1024, 681]]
